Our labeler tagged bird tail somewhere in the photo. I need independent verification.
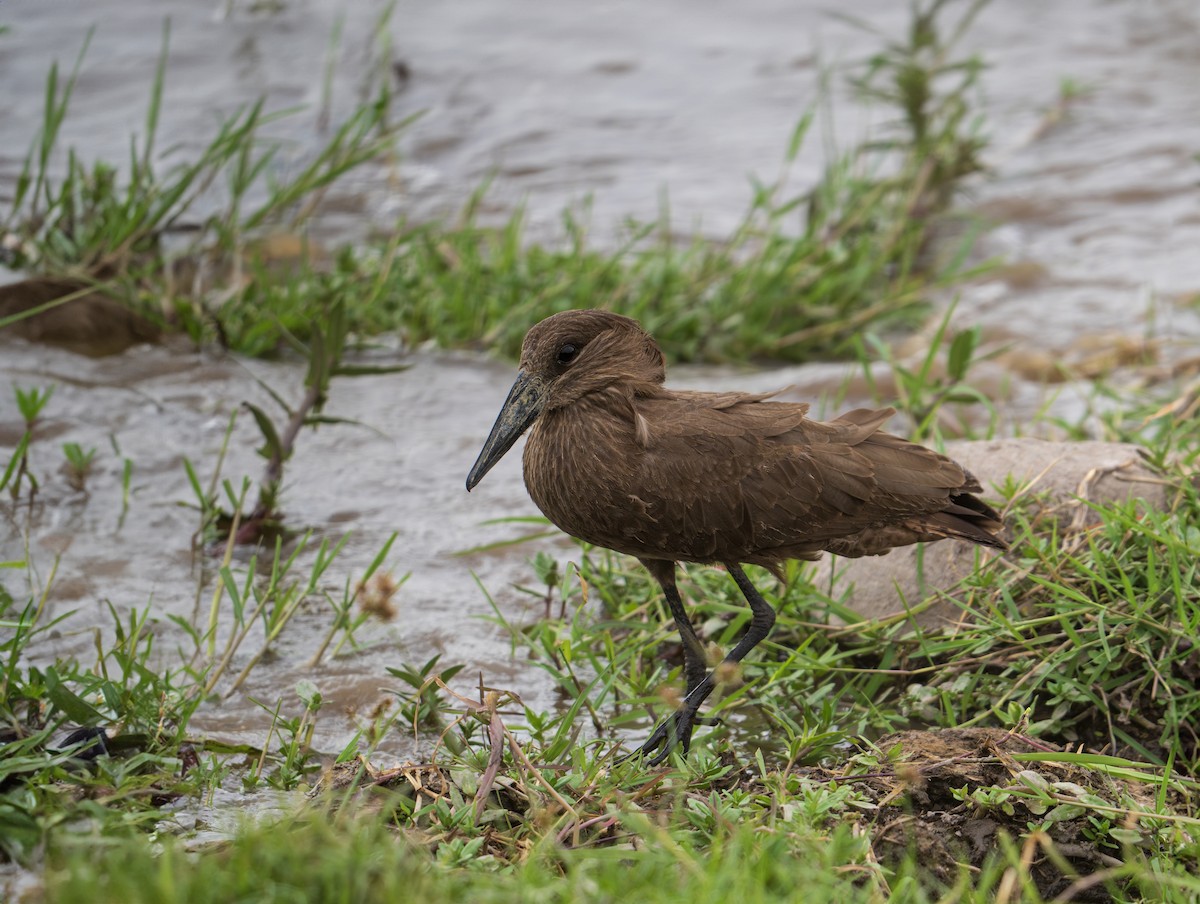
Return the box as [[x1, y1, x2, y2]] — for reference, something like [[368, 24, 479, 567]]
[[918, 491, 1008, 550]]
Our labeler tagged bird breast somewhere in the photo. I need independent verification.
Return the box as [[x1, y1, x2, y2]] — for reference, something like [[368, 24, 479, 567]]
[[523, 391, 681, 559]]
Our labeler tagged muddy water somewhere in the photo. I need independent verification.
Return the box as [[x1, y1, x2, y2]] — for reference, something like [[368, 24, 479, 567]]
[[0, 336, 578, 759], [2, 0, 1200, 760]]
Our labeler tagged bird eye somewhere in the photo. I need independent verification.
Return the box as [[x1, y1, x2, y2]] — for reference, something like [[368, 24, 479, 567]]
[[556, 343, 578, 365]]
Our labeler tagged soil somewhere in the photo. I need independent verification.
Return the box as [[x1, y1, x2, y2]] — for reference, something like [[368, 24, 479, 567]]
[[838, 728, 1135, 902]]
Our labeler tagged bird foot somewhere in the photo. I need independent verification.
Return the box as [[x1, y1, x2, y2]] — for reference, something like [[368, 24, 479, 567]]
[[618, 708, 720, 767]]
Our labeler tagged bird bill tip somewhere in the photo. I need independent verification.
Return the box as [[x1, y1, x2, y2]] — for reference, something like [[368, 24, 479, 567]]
[[465, 458, 489, 492], [463, 371, 544, 494]]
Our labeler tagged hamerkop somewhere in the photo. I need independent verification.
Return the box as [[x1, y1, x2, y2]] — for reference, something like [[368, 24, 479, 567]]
[[466, 310, 1006, 764]]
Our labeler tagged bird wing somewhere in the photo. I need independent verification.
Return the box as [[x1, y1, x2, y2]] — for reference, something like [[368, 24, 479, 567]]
[[628, 393, 972, 563]]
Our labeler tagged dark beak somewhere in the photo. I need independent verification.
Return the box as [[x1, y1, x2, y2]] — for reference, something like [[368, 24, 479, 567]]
[[466, 371, 545, 491]]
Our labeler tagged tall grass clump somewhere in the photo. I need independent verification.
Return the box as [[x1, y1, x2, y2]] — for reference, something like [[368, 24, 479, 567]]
[[351, 0, 993, 363], [5, 0, 992, 364], [0, 20, 406, 352]]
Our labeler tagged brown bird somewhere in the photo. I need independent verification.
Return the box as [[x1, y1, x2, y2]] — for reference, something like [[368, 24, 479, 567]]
[[466, 310, 1006, 764]]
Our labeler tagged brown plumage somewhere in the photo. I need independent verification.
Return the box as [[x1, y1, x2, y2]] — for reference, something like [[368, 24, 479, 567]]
[[467, 309, 1006, 764]]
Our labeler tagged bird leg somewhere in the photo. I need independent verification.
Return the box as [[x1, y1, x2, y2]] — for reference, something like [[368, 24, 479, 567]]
[[721, 564, 777, 666], [642, 559, 708, 694], [625, 562, 777, 766]]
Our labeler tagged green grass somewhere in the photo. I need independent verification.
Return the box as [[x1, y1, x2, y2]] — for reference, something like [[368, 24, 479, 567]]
[[0, 21, 406, 346], [36, 809, 928, 904]]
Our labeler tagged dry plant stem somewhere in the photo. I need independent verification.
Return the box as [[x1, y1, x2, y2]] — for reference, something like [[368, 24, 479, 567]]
[[205, 411, 239, 502], [993, 828, 1039, 904], [554, 814, 621, 846], [1051, 867, 1129, 903], [307, 603, 345, 668], [772, 289, 923, 351], [190, 412, 239, 628], [224, 593, 309, 696], [0, 280, 113, 330], [33, 555, 60, 627], [504, 727, 580, 822], [252, 704, 282, 783], [202, 487, 246, 661], [472, 694, 506, 824], [255, 382, 324, 520], [203, 593, 265, 697], [203, 540, 314, 697]]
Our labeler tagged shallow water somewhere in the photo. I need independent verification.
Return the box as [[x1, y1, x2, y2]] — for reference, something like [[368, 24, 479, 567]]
[[2, 0, 1199, 764], [0, 337, 569, 759]]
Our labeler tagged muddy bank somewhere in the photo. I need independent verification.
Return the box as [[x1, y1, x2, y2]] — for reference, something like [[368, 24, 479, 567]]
[[864, 728, 1141, 901]]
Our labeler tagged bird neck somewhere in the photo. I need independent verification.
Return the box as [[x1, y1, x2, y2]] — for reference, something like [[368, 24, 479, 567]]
[[522, 386, 645, 546], [539, 384, 642, 439]]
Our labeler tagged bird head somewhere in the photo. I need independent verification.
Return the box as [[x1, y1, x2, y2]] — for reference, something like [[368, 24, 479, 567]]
[[465, 309, 664, 490]]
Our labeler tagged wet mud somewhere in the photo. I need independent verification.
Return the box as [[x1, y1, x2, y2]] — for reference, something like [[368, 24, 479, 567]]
[[862, 729, 1137, 902]]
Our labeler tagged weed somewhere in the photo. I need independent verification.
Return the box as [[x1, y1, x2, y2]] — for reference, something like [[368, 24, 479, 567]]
[[387, 655, 468, 736], [4, 0, 993, 367], [14, 385, 55, 425], [235, 298, 409, 541], [0, 519, 404, 871], [309, 532, 405, 665], [2, 23, 407, 352], [0, 435, 33, 500], [856, 300, 1000, 441], [60, 442, 97, 491], [196, 531, 353, 692], [245, 683, 323, 791], [842, 0, 989, 218], [3, 385, 56, 501]]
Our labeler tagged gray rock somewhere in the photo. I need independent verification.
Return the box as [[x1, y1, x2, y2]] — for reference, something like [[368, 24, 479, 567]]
[[814, 438, 1172, 629]]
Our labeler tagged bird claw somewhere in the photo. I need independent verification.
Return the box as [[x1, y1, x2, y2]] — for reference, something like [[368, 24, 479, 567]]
[[619, 706, 717, 767]]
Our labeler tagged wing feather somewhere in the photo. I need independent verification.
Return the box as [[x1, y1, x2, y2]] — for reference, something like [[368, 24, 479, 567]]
[[622, 393, 995, 563], [526, 384, 1003, 567]]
